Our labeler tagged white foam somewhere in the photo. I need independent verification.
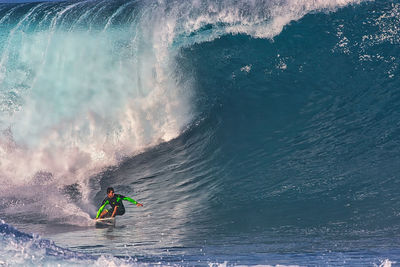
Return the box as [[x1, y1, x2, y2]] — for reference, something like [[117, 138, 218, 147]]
[[240, 65, 252, 73], [0, 227, 132, 266], [378, 259, 395, 267], [0, 3, 193, 190], [210, 262, 302, 267], [172, 0, 367, 41]]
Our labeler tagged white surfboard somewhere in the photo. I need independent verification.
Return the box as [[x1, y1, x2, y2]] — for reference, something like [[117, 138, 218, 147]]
[[95, 217, 116, 228]]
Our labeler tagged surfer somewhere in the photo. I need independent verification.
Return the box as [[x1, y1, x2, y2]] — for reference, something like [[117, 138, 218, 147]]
[[96, 187, 143, 219]]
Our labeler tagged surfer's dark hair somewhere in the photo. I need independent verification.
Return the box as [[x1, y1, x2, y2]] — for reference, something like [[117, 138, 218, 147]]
[[107, 187, 114, 193]]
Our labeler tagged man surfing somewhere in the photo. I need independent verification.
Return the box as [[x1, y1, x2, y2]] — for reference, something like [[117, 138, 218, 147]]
[[96, 187, 143, 219]]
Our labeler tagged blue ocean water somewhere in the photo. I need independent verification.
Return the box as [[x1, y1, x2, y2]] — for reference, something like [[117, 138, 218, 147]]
[[0, 0, 400, 266]]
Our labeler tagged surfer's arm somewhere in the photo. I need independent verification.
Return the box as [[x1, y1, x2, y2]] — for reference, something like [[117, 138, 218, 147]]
[[96, 200, 109, 219], [123, 196, 143, 207]]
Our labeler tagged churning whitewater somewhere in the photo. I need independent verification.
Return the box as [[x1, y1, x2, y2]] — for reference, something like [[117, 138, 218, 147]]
[[0, 0, 400, 266]]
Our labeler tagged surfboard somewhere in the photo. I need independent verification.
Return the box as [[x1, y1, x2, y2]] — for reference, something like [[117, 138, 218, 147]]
[[95, 217, 116, 228]]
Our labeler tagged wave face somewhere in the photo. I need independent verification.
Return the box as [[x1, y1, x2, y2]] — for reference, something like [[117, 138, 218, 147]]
[[1, 0, 400, 265]]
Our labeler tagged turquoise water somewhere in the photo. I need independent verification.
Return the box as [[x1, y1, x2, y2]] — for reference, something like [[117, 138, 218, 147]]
[[0, 0, 399, 265]]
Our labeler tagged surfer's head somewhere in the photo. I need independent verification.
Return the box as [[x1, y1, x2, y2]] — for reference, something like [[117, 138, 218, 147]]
[[107, 187, 114, 198]]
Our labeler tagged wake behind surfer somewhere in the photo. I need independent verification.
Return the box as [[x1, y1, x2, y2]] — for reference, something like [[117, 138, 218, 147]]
[[96, 187, 143, 219]]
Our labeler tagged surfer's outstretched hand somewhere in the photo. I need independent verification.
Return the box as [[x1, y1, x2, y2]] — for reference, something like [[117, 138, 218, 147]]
[[136, 203, 143, 207]]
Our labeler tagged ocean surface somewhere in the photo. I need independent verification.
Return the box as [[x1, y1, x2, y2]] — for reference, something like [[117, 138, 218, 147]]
[[0, 0, 399, 266]]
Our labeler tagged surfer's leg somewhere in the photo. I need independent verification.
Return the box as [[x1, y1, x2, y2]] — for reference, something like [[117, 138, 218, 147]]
[[105, 210, 113, 218], [115, 207, 125, 216], [100, 209, 109, 218]]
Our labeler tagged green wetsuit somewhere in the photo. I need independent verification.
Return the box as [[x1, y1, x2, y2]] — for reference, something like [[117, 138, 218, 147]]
[[96, 194, 138, 219]]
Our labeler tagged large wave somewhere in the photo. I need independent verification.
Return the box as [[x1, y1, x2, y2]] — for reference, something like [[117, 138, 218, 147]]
[[0, 0, 367, 221], [1, 0, 400, 265]]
